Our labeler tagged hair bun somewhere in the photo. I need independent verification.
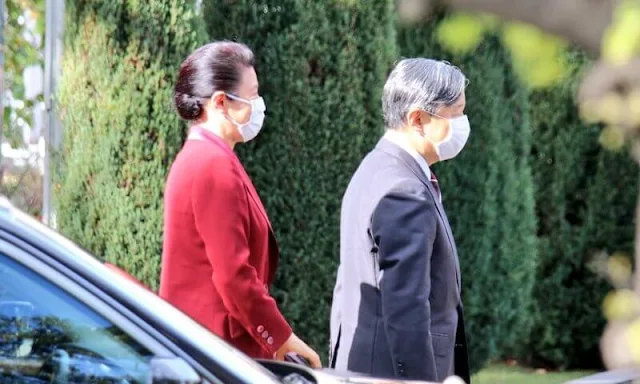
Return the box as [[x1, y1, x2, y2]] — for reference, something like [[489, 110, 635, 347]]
[[175, 92, 203, 121]]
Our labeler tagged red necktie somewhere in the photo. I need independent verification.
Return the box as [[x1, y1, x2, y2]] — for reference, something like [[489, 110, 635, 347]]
[[430, 172, 441, 202]]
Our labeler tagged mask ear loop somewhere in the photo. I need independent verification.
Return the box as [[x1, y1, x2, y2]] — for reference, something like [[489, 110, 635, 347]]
[[222, 93, 253, 127], [425, 110, 453, 142]]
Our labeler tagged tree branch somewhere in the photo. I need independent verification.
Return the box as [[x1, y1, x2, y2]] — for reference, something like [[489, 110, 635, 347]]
[[396, 0, 617, 55]]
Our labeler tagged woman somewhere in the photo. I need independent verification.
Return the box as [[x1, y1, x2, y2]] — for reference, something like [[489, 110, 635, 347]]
[[159, 41, 320, 367]]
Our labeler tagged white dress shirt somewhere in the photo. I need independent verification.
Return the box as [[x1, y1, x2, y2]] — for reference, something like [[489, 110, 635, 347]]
[[383, 131, 431, 178], [383, 131, 441, 202]]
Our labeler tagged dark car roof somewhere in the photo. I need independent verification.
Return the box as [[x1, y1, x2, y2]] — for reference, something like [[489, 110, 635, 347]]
[[0, 197, 277, 384]]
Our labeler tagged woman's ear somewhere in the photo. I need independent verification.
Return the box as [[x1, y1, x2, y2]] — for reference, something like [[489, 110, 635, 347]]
[[209, 91, 226, 111]]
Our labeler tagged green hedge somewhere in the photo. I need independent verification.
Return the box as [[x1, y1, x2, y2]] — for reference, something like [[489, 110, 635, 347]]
[[203, 0, 397, 362], [398, 16, 538, 372], [55, 0, 205, 289], [525, 52, 637, 369]]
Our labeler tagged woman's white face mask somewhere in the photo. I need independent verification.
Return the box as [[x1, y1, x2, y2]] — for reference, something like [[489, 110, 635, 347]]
[[224, 93, 266, 142]]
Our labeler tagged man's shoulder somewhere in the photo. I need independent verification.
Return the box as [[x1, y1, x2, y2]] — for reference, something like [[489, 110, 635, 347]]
[[344, 147, 426, 201], [343, 163, 428, 220], [355, 145, 416, 176], [385, 178, 428, 196]]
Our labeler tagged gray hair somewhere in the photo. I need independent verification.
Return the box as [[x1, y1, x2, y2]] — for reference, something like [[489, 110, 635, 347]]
[[382, 58, 467, 130]]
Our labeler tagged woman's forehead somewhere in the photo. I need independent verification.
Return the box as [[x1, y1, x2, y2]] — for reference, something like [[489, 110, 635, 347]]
[[238, 66, 259, 93]]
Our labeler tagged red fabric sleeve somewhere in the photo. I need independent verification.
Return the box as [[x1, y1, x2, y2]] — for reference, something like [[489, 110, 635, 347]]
[[105, 263, 149, 290], [191, 155, 292, 354]]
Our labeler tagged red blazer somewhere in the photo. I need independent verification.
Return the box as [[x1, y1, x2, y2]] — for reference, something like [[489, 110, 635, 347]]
[[159, 128, 292, 359]]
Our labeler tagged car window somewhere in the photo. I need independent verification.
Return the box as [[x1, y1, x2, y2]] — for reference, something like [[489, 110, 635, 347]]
[[6, 206, 281, 384], [0, 252, 153, 383]]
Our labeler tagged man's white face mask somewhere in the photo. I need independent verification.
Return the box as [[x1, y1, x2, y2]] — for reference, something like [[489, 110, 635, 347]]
[[428, 113, 471, 161]]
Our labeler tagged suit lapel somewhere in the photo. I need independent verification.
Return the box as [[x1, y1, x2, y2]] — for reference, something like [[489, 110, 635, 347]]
[[190, 125, 274, 234], [376, 138, 461, 291], [237, 166, 274, 232], [436, 202, 461, 290], [236, 162, 280, 284]]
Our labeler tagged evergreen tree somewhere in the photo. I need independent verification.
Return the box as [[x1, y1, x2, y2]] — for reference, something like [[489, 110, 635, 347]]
[[527, 52, 637, 369], [55, 0, 206, 289]]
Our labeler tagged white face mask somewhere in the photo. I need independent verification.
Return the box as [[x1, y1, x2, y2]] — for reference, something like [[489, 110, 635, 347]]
[[225, 93, 266, 142], [431, 114, 471, 161]]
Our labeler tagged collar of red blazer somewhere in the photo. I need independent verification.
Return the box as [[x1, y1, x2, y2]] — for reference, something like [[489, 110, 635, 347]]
[[188, 124, 274, 232]]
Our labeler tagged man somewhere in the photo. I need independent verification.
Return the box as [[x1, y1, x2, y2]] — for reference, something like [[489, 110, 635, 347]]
[[329, 58, 471, 383]]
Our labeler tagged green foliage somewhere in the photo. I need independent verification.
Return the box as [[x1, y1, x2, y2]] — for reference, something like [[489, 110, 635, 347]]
[[0, 168, 42, 217], [54, 0, 206, 289], [5, 0, 44, 83], [472, 364, 594, 384], [203, 0, 397, 362], [526, 52, 638, 369], [398, 14, 538, 372], [3, 0, 45, 146]]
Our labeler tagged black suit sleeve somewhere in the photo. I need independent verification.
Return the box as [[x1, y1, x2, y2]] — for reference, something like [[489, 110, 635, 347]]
[[371, 185, 438, 380]]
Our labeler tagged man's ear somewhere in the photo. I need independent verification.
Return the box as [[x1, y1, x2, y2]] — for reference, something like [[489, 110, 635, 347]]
[[407, 107, 430, 132]]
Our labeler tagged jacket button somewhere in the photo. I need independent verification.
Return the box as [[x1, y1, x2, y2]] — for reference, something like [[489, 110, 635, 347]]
[[267, 337, 274, 345], [257, 325, 265, 333], [262, 331, 269, 339], [397, 361, 406, 376]]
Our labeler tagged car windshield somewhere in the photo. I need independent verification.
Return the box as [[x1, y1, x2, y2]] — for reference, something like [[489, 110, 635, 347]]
[[8, 207, 280, 384]]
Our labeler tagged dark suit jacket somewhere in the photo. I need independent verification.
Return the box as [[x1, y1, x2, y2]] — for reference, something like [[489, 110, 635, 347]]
[[159, 128, 292, 359], [329, 137, 470, 383]]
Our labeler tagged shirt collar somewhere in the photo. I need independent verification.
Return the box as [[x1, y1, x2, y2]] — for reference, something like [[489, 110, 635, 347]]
[[383, 131, 432, 180]]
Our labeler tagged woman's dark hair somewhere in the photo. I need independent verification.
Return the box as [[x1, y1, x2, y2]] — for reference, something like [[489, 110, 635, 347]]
[[174, 41, 255, 121]]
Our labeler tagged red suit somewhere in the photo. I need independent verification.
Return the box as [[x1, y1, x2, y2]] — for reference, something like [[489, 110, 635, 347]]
[[159, 126, 292, 358]]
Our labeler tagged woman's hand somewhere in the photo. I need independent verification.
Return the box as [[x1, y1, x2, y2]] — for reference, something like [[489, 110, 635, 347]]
[[275, 333, 322, 368]]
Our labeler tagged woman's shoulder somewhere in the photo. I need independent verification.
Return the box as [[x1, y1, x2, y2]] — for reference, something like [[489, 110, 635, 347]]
[[176, 141, 244, 181], [179, 140, 236, 165], [165, 141, 245, 203]]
